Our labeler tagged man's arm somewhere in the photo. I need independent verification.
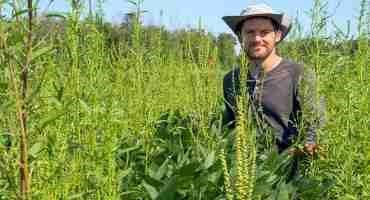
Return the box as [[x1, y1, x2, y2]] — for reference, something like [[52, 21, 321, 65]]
[[298, 67, 326, 154], [222, 70, 238, 128]]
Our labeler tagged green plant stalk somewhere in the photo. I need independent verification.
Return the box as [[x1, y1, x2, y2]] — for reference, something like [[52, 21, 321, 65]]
[[244, 106, 256, 199], [233, 49, 255, 200], [235, 107, 248, 200], [18, 0, 34, 198], [8, 57, 26, 199], [220, 148, 233, 200], [308, 0, 328, 177]]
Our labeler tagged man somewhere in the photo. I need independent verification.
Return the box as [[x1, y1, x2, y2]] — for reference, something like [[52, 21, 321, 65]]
[[222, 4, 323, 154]]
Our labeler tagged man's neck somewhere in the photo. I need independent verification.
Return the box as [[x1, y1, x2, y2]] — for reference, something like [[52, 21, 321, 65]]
[[251, 51, 282, 73]]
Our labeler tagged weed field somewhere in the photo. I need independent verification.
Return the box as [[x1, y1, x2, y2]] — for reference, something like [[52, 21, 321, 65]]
[[0, 0, 369, 199]]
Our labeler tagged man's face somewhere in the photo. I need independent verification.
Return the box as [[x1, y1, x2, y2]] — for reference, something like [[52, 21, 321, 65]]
[[240, 17, 282, 60]]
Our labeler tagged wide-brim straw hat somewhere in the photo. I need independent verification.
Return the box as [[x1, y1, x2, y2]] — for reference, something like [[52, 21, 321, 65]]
[[222, 4, 292, 42]]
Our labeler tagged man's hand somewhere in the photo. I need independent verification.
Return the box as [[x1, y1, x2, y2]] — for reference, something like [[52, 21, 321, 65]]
[[304, 143, 318, 156], [287, 143, 319, 156]]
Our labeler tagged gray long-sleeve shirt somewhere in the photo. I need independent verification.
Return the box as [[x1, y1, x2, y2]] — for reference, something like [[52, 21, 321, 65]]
[[223, 59, 324, 149]]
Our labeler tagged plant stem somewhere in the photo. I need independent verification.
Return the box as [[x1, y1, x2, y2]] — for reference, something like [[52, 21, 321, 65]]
[[19, 0, 33, 198]]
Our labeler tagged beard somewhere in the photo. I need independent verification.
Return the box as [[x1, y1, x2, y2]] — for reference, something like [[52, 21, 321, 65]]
[[241, 38, 276, 60], [245, 44, 274, 60]]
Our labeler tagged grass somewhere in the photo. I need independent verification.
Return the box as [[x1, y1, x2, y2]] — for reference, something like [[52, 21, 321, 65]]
[[0, 0, 369, 199]]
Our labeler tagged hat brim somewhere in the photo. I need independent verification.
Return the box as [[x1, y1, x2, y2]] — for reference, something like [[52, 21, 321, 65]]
[[222, 13, 291, 42]]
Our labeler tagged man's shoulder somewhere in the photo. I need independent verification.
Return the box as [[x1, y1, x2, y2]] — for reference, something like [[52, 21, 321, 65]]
[[283, 59, 316, 77], [280, 58, 305, 79], [282, 59, 304, 72], [281, 59, 317, 87]]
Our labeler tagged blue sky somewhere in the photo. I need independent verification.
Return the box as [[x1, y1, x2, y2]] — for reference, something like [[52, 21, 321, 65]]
[[39, 0, 362, 36]]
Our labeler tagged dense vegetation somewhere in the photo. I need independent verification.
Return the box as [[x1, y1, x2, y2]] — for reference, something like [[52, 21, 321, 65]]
[[0, 0, 369, 199]]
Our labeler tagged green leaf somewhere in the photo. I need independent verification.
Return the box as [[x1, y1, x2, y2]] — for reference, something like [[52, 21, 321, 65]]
[[45, 12, 67, 19], [67, 190, 93, 199], [176, 162, 199, 177], [117, 144, 140, 155], [68, 193, 85, 199], [29, 142, 43, 157], [118, 168, 132, 179], [156, 177, 177, 200], [296, 177, 334, 198], [31, 46, 53, 61], [79, 99, 90, 113], [153, 157, 170, 180], [142, 180, 158, 200], [144, 174, 163, 189], [266, 174, 278, 183], [12, 9, 31, 18], [255, 171, 275, 195], [0, 132, 11, 148], [276, 182, 295, 200], [342, 194, 357, 200], [38, 111, 65, 131], [203, 150, 215, 169], [126, 0, 137, 6]]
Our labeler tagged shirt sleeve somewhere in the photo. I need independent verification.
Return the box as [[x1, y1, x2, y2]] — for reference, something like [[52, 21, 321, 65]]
[[222, 71, 237, 128], [298, 67, 326, 144]]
